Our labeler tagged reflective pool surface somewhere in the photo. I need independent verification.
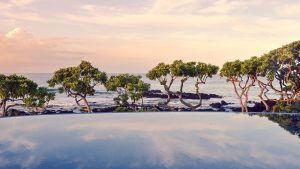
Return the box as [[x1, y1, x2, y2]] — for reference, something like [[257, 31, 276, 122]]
[[0, 112, 300, 169]]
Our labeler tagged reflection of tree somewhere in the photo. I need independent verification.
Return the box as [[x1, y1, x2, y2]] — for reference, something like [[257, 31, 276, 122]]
[[255, 114, 300, 138]]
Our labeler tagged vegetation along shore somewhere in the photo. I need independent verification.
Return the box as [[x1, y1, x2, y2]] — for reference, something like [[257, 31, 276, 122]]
[[0, 40, 299, 117]]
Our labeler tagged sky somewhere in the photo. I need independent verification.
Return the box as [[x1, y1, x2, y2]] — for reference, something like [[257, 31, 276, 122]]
[[0, 0, 300, 73]]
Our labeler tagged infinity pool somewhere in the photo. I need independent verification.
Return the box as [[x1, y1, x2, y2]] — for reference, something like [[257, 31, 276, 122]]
[[0, 112, 300, 169]]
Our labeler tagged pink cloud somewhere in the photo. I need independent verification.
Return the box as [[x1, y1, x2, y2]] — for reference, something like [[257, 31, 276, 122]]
[[0, 28, 84, 73]]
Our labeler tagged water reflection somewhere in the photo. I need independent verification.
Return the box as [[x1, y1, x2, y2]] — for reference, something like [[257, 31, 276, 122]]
[[252, 114, 300, 138], [0, 113, 300, 169]]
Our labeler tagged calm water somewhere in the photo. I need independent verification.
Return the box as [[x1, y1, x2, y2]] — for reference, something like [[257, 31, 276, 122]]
[[0, 112, 299, 169], [15, 73, 279, 110]]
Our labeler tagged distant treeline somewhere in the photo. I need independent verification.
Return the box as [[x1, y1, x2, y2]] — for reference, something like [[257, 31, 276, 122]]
[[0, 41, 299, 116]]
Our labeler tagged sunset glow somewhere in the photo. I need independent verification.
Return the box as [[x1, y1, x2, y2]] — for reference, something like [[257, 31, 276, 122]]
[[0, 0, 300, 73]]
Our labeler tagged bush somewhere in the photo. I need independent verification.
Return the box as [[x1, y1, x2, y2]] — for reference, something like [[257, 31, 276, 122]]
[[114, 107, 130, 112]]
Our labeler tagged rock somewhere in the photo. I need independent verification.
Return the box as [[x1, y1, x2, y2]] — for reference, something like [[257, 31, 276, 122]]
[[7, 109, 29, 116], [43, 110, 57, 114], [197, 108, 215, 112], [210, 102, 222, 109], [143, 90, 222, 100], [209, 100, 231, 110], [58, 110, 74, 114], [93, 106, 117, 113], [221, 100, 229, 105]]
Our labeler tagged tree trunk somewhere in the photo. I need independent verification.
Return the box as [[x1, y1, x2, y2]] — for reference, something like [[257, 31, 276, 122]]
[[75, 96, 82, 107], [178, 78, 202, 111], [164, 90, 172, 105], [2, 101, 7, 117], [232, 81, 245, 112], [0, 100, 5, 117], [82, 97, 92, 113], [257, 81, 269, 111]]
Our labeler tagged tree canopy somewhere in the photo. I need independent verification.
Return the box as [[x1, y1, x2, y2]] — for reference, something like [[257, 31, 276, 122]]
[[147, 62, 176, 105], [0, 74, 54, 116], [48, 60, 107, 113], [148, 60, 219, 110], [105, 74, 150, 108]]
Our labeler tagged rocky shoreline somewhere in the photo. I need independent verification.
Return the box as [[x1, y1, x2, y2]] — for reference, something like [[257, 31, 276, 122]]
[[6, 100, 273, 117], [3, 90, 279, 117]]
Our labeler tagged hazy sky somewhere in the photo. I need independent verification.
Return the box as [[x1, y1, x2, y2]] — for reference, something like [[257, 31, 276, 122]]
[[0, 0, 300, 73]]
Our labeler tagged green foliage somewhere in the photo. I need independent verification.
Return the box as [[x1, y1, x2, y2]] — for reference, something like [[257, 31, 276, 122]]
[[146, 63, 170, 82], [137, 107, 158, 112], [105, 74, 150, 106], [24, 87, 55, 108], [169, 60, 185, 76], [48, 61, 107, 96], [272, 102, 292, 113], [241, 56, 262, 76], [220, 60, 243, 80], [0, 74, 54, 116], [0, 74, 37, 100], [147, 62, 177, 105], [48, 60, 107, 112], [262, 41, 300, 95], [114, 106, 130, 112], [169, 60, 219, 80], [113, 94, 129, 106], [196, 62, 219, 82]]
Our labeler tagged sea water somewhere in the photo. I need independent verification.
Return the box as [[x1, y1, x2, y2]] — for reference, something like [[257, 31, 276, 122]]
[[16, 73, 279, 110]]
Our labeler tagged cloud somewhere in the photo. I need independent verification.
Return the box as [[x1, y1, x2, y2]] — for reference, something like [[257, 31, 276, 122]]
[[150, 0, 198, 14], [81, 4, 97, 14], [0, 27, 83, 73], [11, 0, 36, 6], [0, 0, 43, 22], [273, 3, 300, 17], [3, 11, 43, 21]]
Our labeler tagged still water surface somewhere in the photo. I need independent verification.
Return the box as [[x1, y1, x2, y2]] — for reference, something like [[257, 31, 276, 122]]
[[0, 112, 299, 169]]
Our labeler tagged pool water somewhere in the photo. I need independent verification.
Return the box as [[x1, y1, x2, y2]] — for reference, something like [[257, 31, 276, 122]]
[[0, 112, 299, 169]]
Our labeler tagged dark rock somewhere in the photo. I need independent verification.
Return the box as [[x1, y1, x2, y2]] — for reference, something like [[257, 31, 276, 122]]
[[58, 110, 74, 114], [209, 100, 231, 110], [150, 90, 163, 93], [43, 110, 57, 114], [7, 109, 29, 116], [221, 100, 229, 105], [218, 107, 226, 112], [174, 107, 190, 111], [210, 102, 222, 109], [196, 108, 215, 112], [93, 106, 117, 113], [143, 90, 222, 100], [248, 102, 265, 112]]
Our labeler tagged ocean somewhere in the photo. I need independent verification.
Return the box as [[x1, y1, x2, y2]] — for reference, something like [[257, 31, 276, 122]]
[[16, 73, 279, 110]]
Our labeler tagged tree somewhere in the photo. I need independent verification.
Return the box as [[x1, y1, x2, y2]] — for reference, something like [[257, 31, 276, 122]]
[[174, 60, 219, 111], [261, 41, 300, 106], [0, 74, 54, 116], [220, 60, 250, 112], [146, 63, 176, 105], [24, 87, 55, 113], [48, 61, 107, 113], [105, 74, 150, 109]]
